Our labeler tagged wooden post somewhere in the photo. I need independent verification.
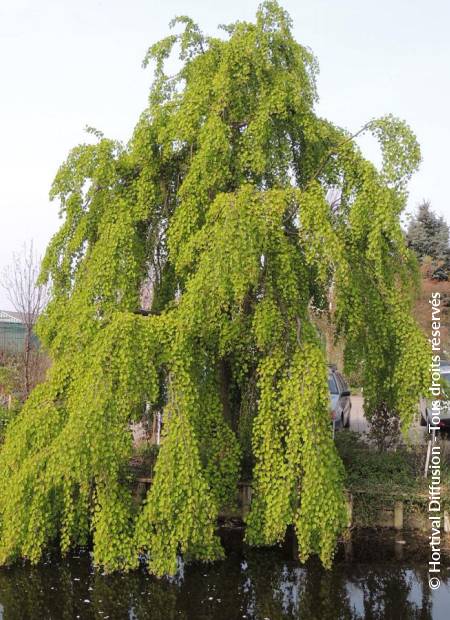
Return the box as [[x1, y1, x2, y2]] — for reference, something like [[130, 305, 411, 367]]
[[291, 527, 299, 561], [394, 501, 403, 530], [346, 492, 353, 528], [241, 483, 252, 519], [424, 429, 435, 477], [344, 537, 353, 561], [444, 511, 450, 534]]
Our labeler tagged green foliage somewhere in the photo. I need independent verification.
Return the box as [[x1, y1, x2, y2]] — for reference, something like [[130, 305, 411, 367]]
[[335, 432, 420, 491], [0, 403, 19, 444], [135, 384, 224, 577], [246, 344, 347, 568], [0, 1, 430, 574], [0, 365, 19, 395], [335, 432, 450, 525]]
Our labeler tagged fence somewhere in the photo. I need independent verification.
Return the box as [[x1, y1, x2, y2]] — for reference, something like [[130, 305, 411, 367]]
[[0, 321, 27, 354]]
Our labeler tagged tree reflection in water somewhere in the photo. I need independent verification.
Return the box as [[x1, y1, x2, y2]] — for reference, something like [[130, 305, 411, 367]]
[[0, 532, 444, 619]]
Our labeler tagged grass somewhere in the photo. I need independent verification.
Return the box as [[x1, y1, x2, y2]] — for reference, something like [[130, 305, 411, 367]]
[[335, 431, 450, 526]]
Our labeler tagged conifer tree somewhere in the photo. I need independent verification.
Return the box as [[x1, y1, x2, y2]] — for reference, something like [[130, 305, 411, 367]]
[[406, 201, 449, 264]]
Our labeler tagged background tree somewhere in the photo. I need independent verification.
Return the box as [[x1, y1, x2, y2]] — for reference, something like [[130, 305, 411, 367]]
[[0, 1, 429, 575], [0, 241, 49, 397], [406, 200, 450, 265]]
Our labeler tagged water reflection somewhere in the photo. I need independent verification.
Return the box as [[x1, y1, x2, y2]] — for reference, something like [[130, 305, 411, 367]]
[[0, 530, 448, 619]]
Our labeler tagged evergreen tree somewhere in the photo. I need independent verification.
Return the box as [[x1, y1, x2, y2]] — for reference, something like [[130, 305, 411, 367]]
[[406, 201, 450, 263], [0, 1, 429, 575]]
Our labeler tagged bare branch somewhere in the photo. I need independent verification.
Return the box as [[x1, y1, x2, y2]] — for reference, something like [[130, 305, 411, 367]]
[[1, 241, 50, 396], [307, 122, 370, 188]]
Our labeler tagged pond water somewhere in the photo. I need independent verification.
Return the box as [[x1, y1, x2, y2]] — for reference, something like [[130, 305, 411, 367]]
[[0, 529, 449, 619]]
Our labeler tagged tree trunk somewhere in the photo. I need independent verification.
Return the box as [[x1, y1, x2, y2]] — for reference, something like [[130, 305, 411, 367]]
[[24, 327, 32, 398], [218, 358, 235, 431]]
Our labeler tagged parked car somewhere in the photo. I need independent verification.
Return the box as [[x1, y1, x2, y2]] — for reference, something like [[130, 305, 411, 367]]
[[328, 365, 351, 430], [420, 362, 450, 429]]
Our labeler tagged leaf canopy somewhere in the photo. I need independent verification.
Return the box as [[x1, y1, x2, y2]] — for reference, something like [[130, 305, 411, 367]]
[[0, 1, 429, 575]]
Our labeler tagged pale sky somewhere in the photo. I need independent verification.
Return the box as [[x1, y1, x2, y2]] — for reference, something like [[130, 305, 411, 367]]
[[1, 0, 449, 309]]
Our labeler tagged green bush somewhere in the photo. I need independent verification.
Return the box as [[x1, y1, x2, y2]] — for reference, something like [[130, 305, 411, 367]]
[[335, 431, 420, 492], [0, 404, 19, 444]]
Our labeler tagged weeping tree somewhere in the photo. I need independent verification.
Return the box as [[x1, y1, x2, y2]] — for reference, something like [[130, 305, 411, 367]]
[[0, 1, 429, 575]]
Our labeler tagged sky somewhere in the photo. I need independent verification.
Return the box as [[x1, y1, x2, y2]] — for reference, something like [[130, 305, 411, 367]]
[[1, 0, 449, 309]]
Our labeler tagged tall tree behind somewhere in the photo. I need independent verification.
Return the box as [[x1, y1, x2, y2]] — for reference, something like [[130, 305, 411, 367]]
[[406, 201, 450, 263], [1, 242, 49, 397]]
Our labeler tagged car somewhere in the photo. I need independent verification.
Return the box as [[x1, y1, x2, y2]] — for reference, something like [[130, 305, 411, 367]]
[[328, 365, 351, 430], [420, 362, 450, 429]]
